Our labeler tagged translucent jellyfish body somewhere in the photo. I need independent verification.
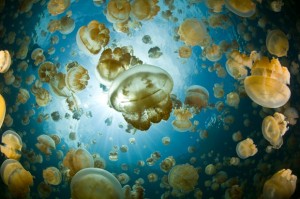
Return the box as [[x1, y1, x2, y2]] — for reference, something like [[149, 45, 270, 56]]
[[224, 0, 256, 17], [108, 64, 173, 131], [225, 50, 252, 80], [16, 88, 30, 104], [63, 148, 94, 177], [0, 94, 6, 128], [35, 134, 56, 155], [172, 108, 193, 132], [0, 159, 33, 198], [0, 50, 11, 73], [244, 57, 290, 108], [43, 167, 62, 185], [236, 138, 257, 159], [65, 62, 90, 93], [31, 48, 45, 66], [203, 44, 223, 62], [34, 88, 51, 107], [0, 130, 22, 160], [106, 0, 131, 23], [184, 85, 209, 112], [205, 0, 224, 13], [168, 164, 199, 193], [130, 0, 160, 21], [262, 112, 288, 149], [263, 169, 297, 199], [160, 156, 176, 172], [38, 61, 57, 83], [48, 15, 75, 35], [71, 168, 123, 199], [76, 20, 110, 55], [47, 0, 70, 16], [50, 72, 72, 97], [226, 92, 240, 109], [266, 29, 289, 57], [178, 18, 211, 47]]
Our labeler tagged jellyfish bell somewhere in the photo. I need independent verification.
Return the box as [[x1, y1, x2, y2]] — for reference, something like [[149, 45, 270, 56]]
[[65, 63, 90, 93], [105, 0, 131, 23], [70, 168, 123, 199], [266, 29, 289, 57], [130, 0, 160, 21], [108, 64, 173, 131], [43, 166, 62, 185], [50, 72, 72, 98], [0, 50, 11, 73], [0, 130, 22, 160], [184, 85, 209, 112], [224, 0, 256, 17], [35, 134, 56, 155], [0, 94, 6, 128], [236, 138, 258, 159], [47, 0, 70, 16], [172, 108, 193, 132], [59, 15, 75, 34]]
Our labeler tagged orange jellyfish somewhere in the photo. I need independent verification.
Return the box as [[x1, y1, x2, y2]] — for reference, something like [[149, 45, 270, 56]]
[[47, 0, 70, 16], [76, 20, 110, 55], [106, 0, 131, 23], [224, 0, 256, 17], [0, 130, 22, 160], [203, 44, 223, 62], [35, 134, 56, 155], [108, 64, 173, 131], [184, 85, 209, 112], [65, 62, 90, 93], [0, 50, 11, 73], [244, 56, 290, 108], [43, 166, 62, 185], [266, 29, 289, 57], [172, 108, 193, 132], [130, 0, 160, 21], [0, 94, 6, 128], [236, 138, 257, 159], [178, 45, 192, 58], [34, 88, 51, 107]]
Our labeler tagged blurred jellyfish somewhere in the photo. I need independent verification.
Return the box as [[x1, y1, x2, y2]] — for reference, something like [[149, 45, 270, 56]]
[[71, 168, 123, 198], [49, 72, 72, 97], [262, 169, 297, 199], [94, 154, 106, 169], [31, 48, 45, 66], [47, 0, 70, 16], [229, 157, 240, 166], [43, 166, 62, 185], [17, 61, 29, 72], [148, 46, 163, 58], [224, 0, 256, 17], [131, 0, 160, 20], [16, 88, 30, 105], [108, 64, 173, 131], [283, 107, 298, 125], [266, 29, 289, 57], [0, 130, 22, 160], [63, 148, 94, 176], [147, 173, 158, 182], [35, 134, 56, 155], [236, 138, 257, 159], [184, 85, 209, 112], [38, 61, 57, 83], [0, 94, 6, 128], [168, 164, 199, 193], [59, 14, 75, 34], [65, 62, 90, 92], [38, 182, 52, 198], [270, 0, 284, 12], [0, 50, 11, 73], [205, 164, 216, 175], [34, 88, 51, 107], [262, 112, 288, 149], [226, 92, 240, 109], [232, 131, 242, 142], [203, 44, 222, 62], [178, 18, 211, 47], [160, 156, 176, 173], [205, 0, 224, 13], [49, 134, 61, 145], [172, 108, 193, 132], [178, 45, 192, 58], [76, 20, 110, 55], [162, 136, 171, 145], [4, 69, 15, 85], [244, 57, 290, 108], [213, 83, 224, 98], [117, 172, 130, 184], [0, 159, 33, 198], [4, 113, 13, 127], [120, 145, 128, 153], [105, 0, 131, 23]]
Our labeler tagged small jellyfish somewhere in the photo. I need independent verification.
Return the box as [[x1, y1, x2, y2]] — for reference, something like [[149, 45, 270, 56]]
[[105, 0, 131, 23], [0, 50, 11, 73], [160, 156, 175, 172], [224, 0, 256, 17], [270, 0, 284, 12], [213, 83, 224, 98], [35, 134, 56, 155], [226, 92, 240, 109], [147, 173, 158, 182], [203, 44, 222, 62], [172, 108, 193, 132], [31, 48, 45, 66], [225, 50, 252, 80], [205, 0, 224, 13], [49, 72, 72, 97], [236, 138, 257, 159], [65, 62, 90, 92], [34, 88, 51, 107], [38, 61, 57, 83], [205, 164, 216, 175], [184, 85, 209, 112], [178, 45, 192, 58], [148, 46, 162, 58], [131, 0, 160, 21], [162, 136, 171, 145], [16, 88, 30, 105], [117, 172, 130, 184], [43, 167, 62, 185], [266, 29, 289, 57], [0, 130, 22, 160], [142, 35, 152, 44], [47, 0, 70, 16]]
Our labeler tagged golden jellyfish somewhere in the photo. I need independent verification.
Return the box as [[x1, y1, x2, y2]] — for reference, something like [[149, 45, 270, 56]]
[[184, 85, 209, 111], [178, 45, 192, 58], [213, 83, 224, 98], [0, 50, 11, 73], [117, 172, 130, 184], [17, 61, 28, 72], [283, 107, 298, 125], [47, 19, 61, 33], [59, 14, 75, 34], [232, 131, 242, 142], [178, 18, 211, 47], [49, 72, 71, 97], [4, 69, 15, 85], [108, 64, 173, 131], [38, 61, 57, 83], [160, 156, 176, 173], [16, 44, 28, 60], [205, 164, 216, 175], [49, 134, 61, 146], [65, 62, 90, 92], [203, 44, 223, 62], [270, 0, 284, 12], [244, 57, 290, 108], [4, 113, 13, 127], [262, 112, 288, 149], [106, 0, 131, 23], [0, 159, 33, 198], [16, 88, 30, 104], [130, 0, 160, 21], [236, 138, 257, 159], [71, 168, 123, 199], [0, 130, 22, 160], [34, 88, 51, 107], [224, 0, 256, 17], [266, 29, 289, 57], [35, 134, 56, 155], [63, 148, 94, 177], [172, 108, 193, 132], [0, 94, 6, 128], [205, 0, 224, 13], [47, 0, 70, 16], [262, 169, 297, 199], [162, 136, 171, 145], [226, 92, 240, 109], [147, 173, 158, 182], [76, 20, 110, 55], [96, 46, 142, 86], [43, 166, 62, 185], [168, 164, 199, 193]]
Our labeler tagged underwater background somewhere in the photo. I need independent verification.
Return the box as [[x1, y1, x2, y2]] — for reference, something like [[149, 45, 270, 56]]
[[0, 0, 300, 198]]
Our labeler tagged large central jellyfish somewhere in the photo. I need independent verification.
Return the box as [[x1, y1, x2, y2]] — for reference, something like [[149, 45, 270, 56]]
[[108, 64, 173, 131]]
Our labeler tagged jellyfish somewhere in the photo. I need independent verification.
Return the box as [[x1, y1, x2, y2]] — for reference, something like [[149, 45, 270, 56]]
[[160, 156, 176, 172], [47, 0, 70, 16], [147, 173, 158, 182], [226, 92, 240, 109], [213, 83, 224, 98], [4, 69, 15, 85], [76, 20, 110, 55], [4, 113, 13, 127], [38, 61, 57, 83], [34, 88, 51, 107], [31, 48, 45, 66], [270, 0, 284, 12], [224, 0, 256, 17], [283, 107, 298, 125], [49, 134, 61, 146], [172, 108, 193, 132], [16, 44, 28, 60], [70, 168, 123, 199], [262, 112, 288, 149], [205, 0, 224, 13], [63, 148, 94, 177], [236, 138, 257, 159], [178, 18, 211, 47], [205, 164, 216, 175], [65, 63, 90, 92], [16, 88, 30, 105], [117, 172, 130, 184], [178, 45, 192, 58], [203, 44, 223, 62], [0, 94, 6, 128], [35, 134, 56, 155], [162, 136, 171, 145], [262, 169, 297, 199], [49, 72, 71, 97], [0, 159, 33, 198], [130, 0, 160, 21], [184, 85, 209, 112], [0, 130, 22, 160], [168, 164, 199, 193], [43, 167, 62, 185], [105, 0, 131, 23], [244, 57, 290, 108], [108, 64, 173, 131], [266, 29, 289, 57], [17, 61, 29, 72], [59, 14, 75, 34], [38, 182, 52, 198], [0, 50, 11, 73]]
